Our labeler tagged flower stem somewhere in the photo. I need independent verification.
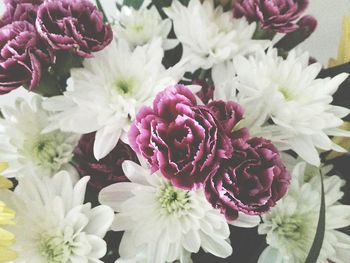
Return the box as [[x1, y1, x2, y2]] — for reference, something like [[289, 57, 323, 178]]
[[96, 0, 108, 23], [198, 69, 207, 81], [304, 169, 326, 263], [29, 73, 63, 97]]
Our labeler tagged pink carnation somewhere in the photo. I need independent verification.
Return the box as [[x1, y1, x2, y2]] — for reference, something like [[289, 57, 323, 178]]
[[129, 85, 233, 190]]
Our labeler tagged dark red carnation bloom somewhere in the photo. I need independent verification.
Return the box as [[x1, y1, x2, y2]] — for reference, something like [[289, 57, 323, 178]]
[[192, 79, 214, 104], [207, 100, 244, 134], [36, 0, 113, 58], [233, 0, 309, 33], [0, 21, 53, 94], [1, 0, 43, 26], [74, 133, 139, 192], [129, 85, 233, 190], [205, 136, 290, 221]]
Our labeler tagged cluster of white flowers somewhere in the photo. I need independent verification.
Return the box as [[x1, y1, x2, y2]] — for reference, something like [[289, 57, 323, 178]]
[[213, 49, 350, 166]]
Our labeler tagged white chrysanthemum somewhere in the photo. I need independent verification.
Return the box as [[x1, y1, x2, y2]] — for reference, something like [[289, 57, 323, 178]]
[[164, 0, 267, 72], [258, 162, 350, 263], [0, 171, 114, 263], [0, 95, 79, 178], [99, 160, 236, 263], [214, 48, 350, 166], [114, 5, 178, 50], [43, 38, 184, 160]]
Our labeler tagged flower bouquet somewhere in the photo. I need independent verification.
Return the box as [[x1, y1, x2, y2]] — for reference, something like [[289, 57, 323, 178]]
[[0, 0, 350, 262]]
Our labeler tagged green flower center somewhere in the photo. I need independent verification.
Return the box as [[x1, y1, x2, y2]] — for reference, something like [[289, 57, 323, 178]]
[[114, 77, 136, 95], [158, 183, 191, 215], [278, 87, 294, 101], [131, 24, 144, 32], [267, 211, 317, 260], [275, 217, 304, 240], [38, 233, 72, 263], [22, 132, 72, 171]]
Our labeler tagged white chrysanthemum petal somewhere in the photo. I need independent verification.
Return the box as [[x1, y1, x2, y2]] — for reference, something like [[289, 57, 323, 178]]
[[64, 205, 90, 233], [182, 229, 201, 253], [99, 183, 137, 212], [326, 206, 350, 229], [318, 176, 345, 206], [325, 127, 350, 137], [212, 61, 237, 101], [258, 247, 285, 263], [149, 236, 169, 263], [85, 235, 108, 259], [94, 124, 122, 160], [112, 213, 136, 232], [121, 160, 149, 185], [73, 176, 90, 208], [230, 213, 261, 228], [85, 206, 114, 237], [199, 232, 232, 258], [289, 136, 321, 166], [118, 232, 140, 260], [198, 218, 214, 235]]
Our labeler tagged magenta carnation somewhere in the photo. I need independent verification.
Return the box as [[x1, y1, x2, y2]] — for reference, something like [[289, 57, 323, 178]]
[[36, 0, 113, 58], [192, 79, 214, 104], [1, 0, 43, 26], [74, 133, 139, 192], [233, 0, 309, 33], [207, 100, 244, 134], [0, 21, 53, 94], [129, 85, 233, 190], [205, 136, 290, 221]]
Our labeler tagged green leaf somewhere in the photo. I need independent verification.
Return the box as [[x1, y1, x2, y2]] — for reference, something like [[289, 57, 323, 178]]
[[51, 51, 84, 78], [253, 22, 276, 40], [275, 26, 313, 52], [123, 0, 144, 9], [304, 170, 326, 263], [96, 0, 108, 22], [30, 73, 63, 97]]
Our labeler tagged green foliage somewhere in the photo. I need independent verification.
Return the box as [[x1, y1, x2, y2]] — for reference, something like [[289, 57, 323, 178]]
[[123, 0, 144, 9], [96, 0, 108, 22], [304, 171, 326, 263]]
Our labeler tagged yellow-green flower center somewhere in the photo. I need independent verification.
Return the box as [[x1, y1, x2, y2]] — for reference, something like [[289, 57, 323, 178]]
[[38, 233, 72, 263], [22, 132, 73, 171], [278, 87, 294, 101], [158, 183, 191, 215], [131, 24, 144, 32], [114, 77, 136, 95]]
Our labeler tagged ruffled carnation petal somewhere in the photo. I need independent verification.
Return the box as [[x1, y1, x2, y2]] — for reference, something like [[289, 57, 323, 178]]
[[205, 137, 290, 220], [36, 0, 113, 58]]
